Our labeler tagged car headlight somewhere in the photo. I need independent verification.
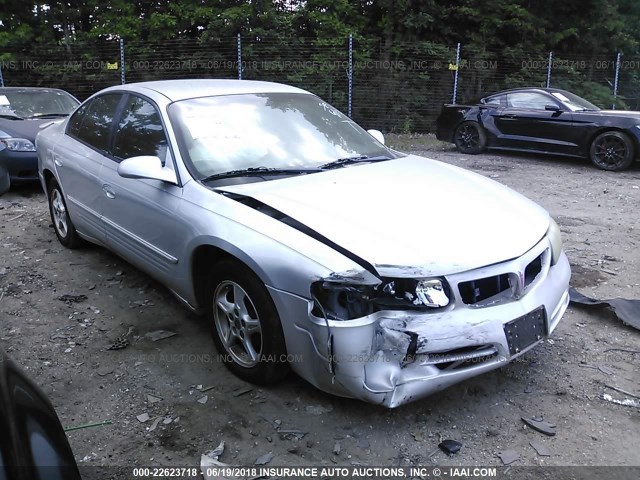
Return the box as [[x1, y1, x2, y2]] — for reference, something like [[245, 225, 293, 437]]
[[547, 217, 563, 266], [311, 277, 451, 320], [0, 138, 36, 152]]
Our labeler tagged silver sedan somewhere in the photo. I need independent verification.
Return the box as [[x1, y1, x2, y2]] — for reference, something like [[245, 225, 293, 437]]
[[37, 80, 570, 407]]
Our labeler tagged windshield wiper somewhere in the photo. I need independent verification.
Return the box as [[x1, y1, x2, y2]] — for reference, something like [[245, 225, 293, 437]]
[[0, 113, 24, 120], [201, 166, 322, 182], [27, 113, 70, 119], [320, 155, 391, 170]]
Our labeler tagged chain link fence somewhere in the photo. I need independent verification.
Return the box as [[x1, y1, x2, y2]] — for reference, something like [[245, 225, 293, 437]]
[[0, 36, 635, 132]]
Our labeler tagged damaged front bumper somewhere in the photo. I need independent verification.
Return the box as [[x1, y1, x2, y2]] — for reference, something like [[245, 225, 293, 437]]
[[268, 241, 571, 408]]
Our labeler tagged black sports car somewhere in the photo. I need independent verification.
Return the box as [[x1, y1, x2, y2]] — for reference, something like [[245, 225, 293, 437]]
[[435, 87, 640, 171]]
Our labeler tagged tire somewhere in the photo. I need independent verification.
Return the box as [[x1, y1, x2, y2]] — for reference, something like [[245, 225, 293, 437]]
[[589, 131, 634, 171], [0, 163, 9, 195], [206, 259, 289, 384], [47, 179, 83, 248], [454, 121, 487, 154]]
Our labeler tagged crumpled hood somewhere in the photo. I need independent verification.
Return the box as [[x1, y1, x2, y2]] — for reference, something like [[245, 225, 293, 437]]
[[217, 155, 551, 277]]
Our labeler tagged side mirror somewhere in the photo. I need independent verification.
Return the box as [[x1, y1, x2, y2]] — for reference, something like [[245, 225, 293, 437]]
[[367, 129, 385, 145], [544, 104, 561, 112], [117, 156, 178, 185]]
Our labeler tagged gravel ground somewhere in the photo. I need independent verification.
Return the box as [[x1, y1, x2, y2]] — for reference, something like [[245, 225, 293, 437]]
[[1, 143, 639, 471]]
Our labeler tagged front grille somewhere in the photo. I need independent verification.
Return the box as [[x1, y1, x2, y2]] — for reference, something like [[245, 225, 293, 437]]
[[421, 344, 499, 370], [524, 253, 543, 287], [459, 273, 511, 304]]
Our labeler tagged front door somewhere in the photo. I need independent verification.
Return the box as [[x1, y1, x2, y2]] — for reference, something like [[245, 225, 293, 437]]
[[99, 94, 187, 288], [494, 91, 579, 155]]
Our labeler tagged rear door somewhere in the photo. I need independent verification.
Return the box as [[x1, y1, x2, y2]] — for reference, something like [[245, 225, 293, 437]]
[[55, 93, 124, 242], [493, 91, 579, 155], [99, 94, 187, 287]]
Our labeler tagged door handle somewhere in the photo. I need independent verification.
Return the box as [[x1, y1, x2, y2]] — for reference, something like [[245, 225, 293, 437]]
[[501, 114, 518, 119], [102, 184, 116, 199]]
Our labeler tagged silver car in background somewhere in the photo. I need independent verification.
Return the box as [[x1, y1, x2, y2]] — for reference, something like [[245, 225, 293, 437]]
[[37, 80, 570, 407]]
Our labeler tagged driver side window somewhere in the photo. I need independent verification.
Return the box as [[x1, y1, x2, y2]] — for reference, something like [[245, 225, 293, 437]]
[[112, 95, 168, 162]]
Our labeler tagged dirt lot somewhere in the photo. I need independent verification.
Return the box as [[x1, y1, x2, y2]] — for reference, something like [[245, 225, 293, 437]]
[[1, 141, 639, 471]]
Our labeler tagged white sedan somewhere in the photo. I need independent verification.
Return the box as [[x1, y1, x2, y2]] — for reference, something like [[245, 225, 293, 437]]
[[37, 80, 570, 407]]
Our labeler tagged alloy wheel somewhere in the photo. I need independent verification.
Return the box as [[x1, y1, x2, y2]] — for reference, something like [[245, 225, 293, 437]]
[[456, 124, 480, 150], [213, 280, 263, 368], [51, 189, 69, 238], [592, 135, 628, 170]]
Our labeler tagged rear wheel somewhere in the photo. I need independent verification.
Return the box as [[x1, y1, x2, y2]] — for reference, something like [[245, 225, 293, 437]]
[[207, 259, 289, 384], [47, 179, 83, 248], [454, 121, 487, 154], [589, 131, 634, 171]]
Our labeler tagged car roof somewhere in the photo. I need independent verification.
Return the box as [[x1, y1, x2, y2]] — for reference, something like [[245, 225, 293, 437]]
[[101, 79, 311, 102], [485, 87, 570, 98]]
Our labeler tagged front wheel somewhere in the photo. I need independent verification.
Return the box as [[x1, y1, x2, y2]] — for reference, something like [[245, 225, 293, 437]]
[[48, 179, 83, 248], [0, 163, 9, 195], [207, 259, 289, 385], [454, 121, 487, 154], [589, 131, 634, 171]]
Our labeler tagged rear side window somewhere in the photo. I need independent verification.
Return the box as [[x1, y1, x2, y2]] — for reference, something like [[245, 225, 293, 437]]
[[71, 94, 122, 153], [507, 92, 553, 110], [112, 95, 168, 161], [484, 94, 506, 106], [67, 103, 90, 138]]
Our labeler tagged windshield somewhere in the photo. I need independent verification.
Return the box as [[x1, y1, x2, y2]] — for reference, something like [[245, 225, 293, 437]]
[[169, 92, 401, 179], [550, 90, 600, 112], [0, 90, 79, 119]]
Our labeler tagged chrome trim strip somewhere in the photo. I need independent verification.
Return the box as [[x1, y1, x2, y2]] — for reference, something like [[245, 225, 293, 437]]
[[102, 215, 178, 264], [67, 194, 100, 219]]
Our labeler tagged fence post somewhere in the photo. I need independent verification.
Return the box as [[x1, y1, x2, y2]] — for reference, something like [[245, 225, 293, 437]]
[[348, 34, 353, 117], [119, 38, 126, 85], [237, 34, 242, 80], [546, 51, 553, 88], [612, 52, 621, 109], [0, 64, 4, 87], [452, 43, 461, 104]]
